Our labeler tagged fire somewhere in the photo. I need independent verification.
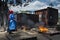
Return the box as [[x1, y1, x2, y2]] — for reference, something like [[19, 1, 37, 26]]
[[39, 26, 48, 32]]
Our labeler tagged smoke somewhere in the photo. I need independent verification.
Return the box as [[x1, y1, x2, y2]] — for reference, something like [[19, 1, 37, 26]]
[[20, 14, 28, 25], [27, 19, 35, 28], [20, 14, 35, 28]]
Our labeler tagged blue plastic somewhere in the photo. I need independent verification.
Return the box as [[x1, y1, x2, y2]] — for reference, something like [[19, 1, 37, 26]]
[[9, 14, 15, 20], [9, 19, 16, 30], [8, 13, 17, 31]]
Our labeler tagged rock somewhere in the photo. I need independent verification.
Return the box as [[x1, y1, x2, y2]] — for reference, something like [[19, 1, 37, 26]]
[[0, 27, 4, 32]]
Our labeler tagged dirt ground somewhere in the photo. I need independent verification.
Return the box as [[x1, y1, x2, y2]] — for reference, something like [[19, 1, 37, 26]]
[[0, 30, 60, 40]]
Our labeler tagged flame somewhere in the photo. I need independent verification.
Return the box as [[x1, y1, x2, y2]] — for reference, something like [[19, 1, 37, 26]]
[[39, 26, 48, 32]]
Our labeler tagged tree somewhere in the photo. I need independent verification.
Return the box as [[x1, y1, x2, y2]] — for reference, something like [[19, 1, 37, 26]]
[[0, 0, 8, 31]]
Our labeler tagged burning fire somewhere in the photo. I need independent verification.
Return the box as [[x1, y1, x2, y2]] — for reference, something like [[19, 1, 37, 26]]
[[39, 26, 48, 32]]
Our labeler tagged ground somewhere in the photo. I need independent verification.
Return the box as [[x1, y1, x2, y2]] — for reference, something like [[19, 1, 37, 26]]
[[0, 30, 60, 40]]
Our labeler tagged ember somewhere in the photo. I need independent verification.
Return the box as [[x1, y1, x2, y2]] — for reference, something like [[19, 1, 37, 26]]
[[39, 25, 48, 32]]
